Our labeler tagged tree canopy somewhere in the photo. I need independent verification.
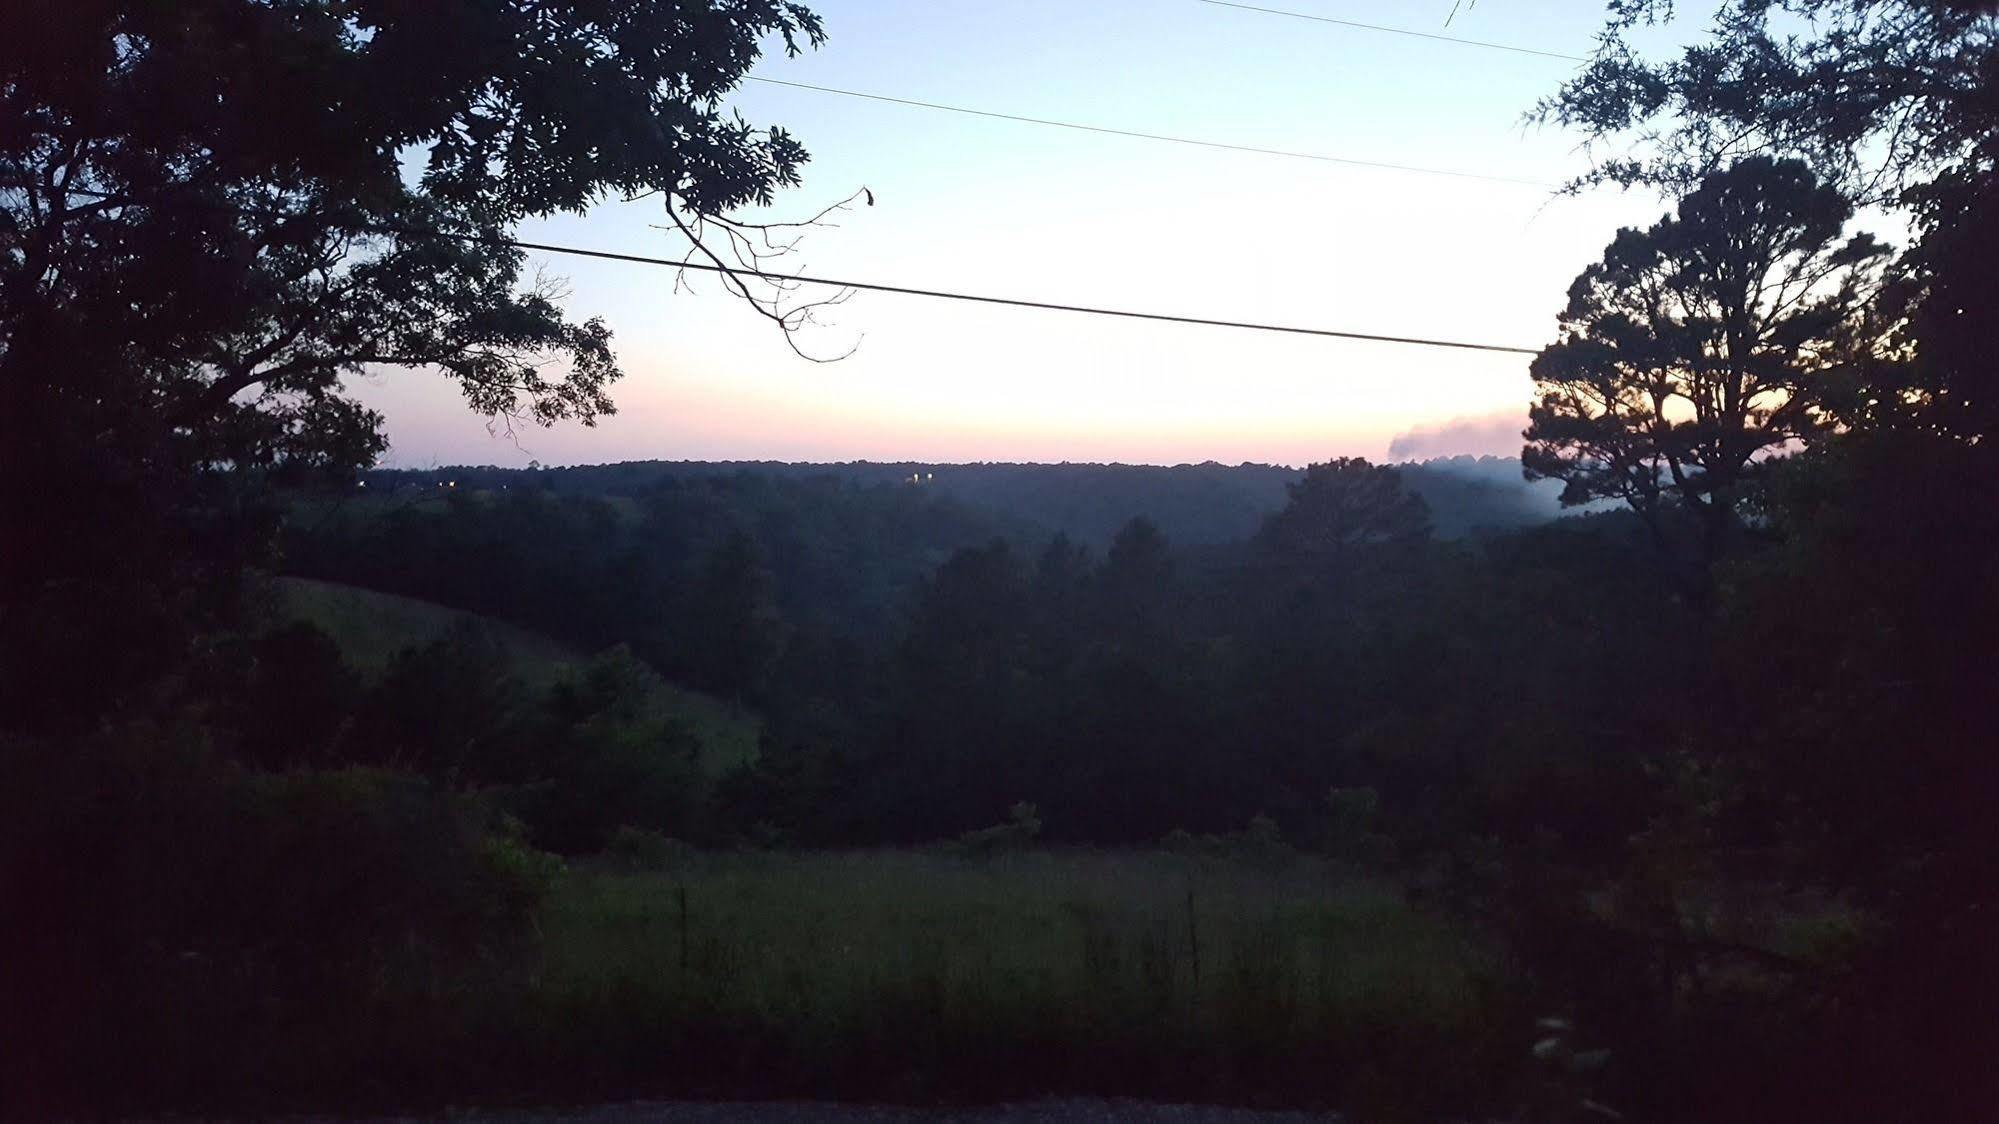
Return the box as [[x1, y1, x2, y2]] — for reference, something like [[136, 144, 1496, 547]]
[[1254, 456, 1432, 565], [1524, 158, 1891, 569], [3, 0, 825, 449], [1538, 0, 1997, 204], [2, 1, 826, 725], [1539, 0, 1999, 440]]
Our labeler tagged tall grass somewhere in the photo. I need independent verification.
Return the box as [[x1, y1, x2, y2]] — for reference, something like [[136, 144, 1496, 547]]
[[497, 849, 1516, 1114]]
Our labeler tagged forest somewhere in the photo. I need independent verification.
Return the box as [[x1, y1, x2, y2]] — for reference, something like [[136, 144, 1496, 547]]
[[4, 2, 1997, 1122]]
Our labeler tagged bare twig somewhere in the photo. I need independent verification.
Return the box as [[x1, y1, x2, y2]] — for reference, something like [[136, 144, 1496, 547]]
[[652, 187, 872, 362]]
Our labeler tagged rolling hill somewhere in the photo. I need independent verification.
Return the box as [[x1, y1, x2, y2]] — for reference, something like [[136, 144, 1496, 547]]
[[268, 576, 760, 774]]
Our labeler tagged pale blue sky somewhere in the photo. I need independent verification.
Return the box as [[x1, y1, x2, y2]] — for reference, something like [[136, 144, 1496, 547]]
[[355, 0, 1696, 468]]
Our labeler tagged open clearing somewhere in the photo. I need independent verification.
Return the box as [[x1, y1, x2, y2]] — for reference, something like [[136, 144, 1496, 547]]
[[267, 575, 761, 773], [489, 849, 1504, 1113]]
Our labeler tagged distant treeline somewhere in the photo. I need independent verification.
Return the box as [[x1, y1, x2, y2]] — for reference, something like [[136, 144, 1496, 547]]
[[284, 458, 1653, 846], [360, 456, 1568, 545]]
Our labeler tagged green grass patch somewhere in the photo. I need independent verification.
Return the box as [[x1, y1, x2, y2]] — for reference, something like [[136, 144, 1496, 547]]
[[270, 575, 576, 678], [500, 848, 1514, 1112], [266, 575, 759, 773]]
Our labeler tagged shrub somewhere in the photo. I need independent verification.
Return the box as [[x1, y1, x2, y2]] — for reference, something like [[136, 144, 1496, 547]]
[[508, 650, 707, 852], [1321, 786, 1397, 868], [605, 825, 698, 870], [1160, 814, 1296, 867], [0, 722, 553, 1116], [945, 801, 1042, 854]]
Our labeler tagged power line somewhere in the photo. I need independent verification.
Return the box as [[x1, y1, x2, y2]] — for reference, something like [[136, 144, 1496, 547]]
[[1195, 1, 1588, 62], [473, 230, 1542, 355], [54, 190, 1546, 355], [743, 76, 1553, 188]]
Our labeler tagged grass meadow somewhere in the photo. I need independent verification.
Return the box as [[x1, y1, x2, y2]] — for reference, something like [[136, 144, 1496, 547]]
[[266, 575, 763, 773], [238, 581, 1521, 1113], [481, 849, 1518, 1115]]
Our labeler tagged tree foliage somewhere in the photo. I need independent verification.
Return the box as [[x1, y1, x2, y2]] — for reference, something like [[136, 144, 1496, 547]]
[[1253, 456, 1432, 565], [1525, 158, 1891, 569], [689, 529, 786, 699], [1, 0, 826, 727], [1538, 0, 1997, 204], [2, 0, 824, 439], [1539, 0, 1999, 440]]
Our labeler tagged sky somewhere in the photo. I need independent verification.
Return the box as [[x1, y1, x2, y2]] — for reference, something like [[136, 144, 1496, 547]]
[[352, 0, 1698, 469]]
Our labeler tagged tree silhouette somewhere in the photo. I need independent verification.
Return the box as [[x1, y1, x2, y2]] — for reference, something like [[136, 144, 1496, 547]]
[[1537, 0, 1999, 442], [689, 530, 785, 703], [1096, 516, 1174, 649], [3, 0, 828, 455], [1254, 457, 1431, 566], [1538, 0, 1998, 205], [1, 1, 829, 725], [1524, 158, 1890, 572]]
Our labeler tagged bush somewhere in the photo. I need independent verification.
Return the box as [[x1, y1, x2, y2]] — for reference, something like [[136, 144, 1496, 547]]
[[228, 620, 363, 766], [349, 621, 526, 777], [1321, 786, 1397, 868], [1160, 814, 1296, 868], [945, 800, 1042, 854], [0, 722, 554, 1116], [509, 649, 708, 852], [605, 825, 698, 870]]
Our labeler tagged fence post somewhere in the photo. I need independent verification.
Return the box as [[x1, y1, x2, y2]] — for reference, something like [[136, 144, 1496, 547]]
[[678, 884, 689, 978], [1185, 882, 1201, 995]]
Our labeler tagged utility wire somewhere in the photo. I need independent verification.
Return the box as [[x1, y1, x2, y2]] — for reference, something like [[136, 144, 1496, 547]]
[[474, 230, 1543, 355], [53, 190, 1545, 355], [743, 76, 1554, 188], [1195, 1, 1588, 62]]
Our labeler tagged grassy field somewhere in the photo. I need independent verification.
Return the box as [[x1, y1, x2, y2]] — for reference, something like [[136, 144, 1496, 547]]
[[494, 849, 1515, 1114], [247, 579, 1525, 1112], [266, 575, 761, 773], [270, 574, 576, 676]]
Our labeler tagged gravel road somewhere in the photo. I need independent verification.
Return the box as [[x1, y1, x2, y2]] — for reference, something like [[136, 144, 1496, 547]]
[[352, 1100, 1337, 1124]]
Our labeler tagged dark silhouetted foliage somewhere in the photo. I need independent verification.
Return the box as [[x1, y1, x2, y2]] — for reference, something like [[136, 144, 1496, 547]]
[[2, 0, 824, 729], [7, 2, 1999, 1120], [1525, 158, 1891, 576]]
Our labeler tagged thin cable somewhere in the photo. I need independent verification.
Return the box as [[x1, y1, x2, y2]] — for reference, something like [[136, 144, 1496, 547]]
[[1195, 0, 1588, 62], [743, 76, 1554, 188], [54, 186, 1545, 354], [474, 231, 1542, 355]]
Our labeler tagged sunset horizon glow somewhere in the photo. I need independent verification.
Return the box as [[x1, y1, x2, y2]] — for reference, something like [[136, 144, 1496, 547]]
[[353, 0, 1690, 470]]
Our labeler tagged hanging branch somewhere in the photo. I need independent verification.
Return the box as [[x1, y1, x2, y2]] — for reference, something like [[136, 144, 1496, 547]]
[[656, 186, 874, 363]]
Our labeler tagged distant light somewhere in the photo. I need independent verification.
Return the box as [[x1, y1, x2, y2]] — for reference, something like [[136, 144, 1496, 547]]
[[357, 480, 367, 488]]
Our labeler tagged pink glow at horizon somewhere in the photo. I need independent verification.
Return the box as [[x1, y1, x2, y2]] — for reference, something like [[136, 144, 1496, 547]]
[[352, 1, 1691, 470], [355, 360, 1415, 468]]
